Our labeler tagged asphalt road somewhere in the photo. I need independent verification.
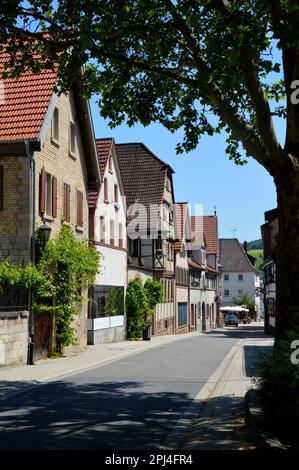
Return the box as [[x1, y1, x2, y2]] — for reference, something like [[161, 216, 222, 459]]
[[0, 330, 241, 450]]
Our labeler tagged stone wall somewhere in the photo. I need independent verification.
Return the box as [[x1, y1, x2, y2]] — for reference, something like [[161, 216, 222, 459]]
[[0, 311, 29, 365], [87, 325, 125, 345]]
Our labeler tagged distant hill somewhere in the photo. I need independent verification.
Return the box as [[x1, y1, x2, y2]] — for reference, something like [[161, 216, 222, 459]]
[[248, 249, 264, 270], [247, 239, 263, 250]]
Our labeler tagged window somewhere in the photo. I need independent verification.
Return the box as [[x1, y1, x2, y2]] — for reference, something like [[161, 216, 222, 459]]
[[130, 239, 139, 257], [63, 183, 71, 222], [119, 223, 123, 248], [77, 190, 83, 227], [114, 184, 118, 203], [0, 166, 3, 211], [110, 220, 115, 246], [226, 259, 231, 264], [108, 154, 113, 172], [91, 285, 124, 318], [100, 218, 105, 243], [178, 302, 188, 327], [104, 178, 108, 202], [224, 289, 230, 296], [238, 289, 244, 295], [69, 121, 76, 155], [238, 274, 243, 281], [224, 274, 229, 281], [156, 238, 163, 254], [52, 107, 59, 142]]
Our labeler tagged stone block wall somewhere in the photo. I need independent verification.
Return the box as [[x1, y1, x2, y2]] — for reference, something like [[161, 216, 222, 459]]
[[0, 311, 29, 365]]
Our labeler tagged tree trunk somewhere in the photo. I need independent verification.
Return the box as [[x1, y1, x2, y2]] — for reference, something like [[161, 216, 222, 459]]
[[275, 176, 299, 341]]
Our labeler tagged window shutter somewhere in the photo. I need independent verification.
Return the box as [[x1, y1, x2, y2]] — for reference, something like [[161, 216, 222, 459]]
[[66, 185, 70, 222], [52, 176, 57, 218], [39, 169, 46, 214], [64, 183, 70, 222], [0, 166, 3, 211], [77, 190, 83, 227]]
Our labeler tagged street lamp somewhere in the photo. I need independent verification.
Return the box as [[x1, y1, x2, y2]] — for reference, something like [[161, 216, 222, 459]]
[[39, 222, 52, 244]]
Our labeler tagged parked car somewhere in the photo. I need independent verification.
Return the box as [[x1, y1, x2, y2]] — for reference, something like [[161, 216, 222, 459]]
[[224, 314, 239, 327]]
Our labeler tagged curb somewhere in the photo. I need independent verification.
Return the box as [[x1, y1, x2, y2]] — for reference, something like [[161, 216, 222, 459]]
[[245, 389, 287, 450], [159, 339, 244, 450]]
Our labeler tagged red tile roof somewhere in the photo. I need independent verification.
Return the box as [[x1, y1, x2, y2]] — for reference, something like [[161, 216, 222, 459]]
[[88, 190, 98, 209], [174, 203, 188, 242], [0, 53, 57, 142], [95, 138, 113, 177], [188, 259, 206, 270], [203, 216, 218, 254]]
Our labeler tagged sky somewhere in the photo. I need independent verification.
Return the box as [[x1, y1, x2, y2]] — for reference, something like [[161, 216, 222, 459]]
[[90, 97, 280, 243]]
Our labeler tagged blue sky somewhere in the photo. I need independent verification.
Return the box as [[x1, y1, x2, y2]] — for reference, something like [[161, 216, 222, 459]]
[[90, 97, 280, 243]]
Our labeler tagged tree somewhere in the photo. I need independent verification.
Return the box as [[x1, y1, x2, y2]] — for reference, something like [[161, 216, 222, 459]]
[[0, 1, 298, 344], [232, 292, 255, 311]]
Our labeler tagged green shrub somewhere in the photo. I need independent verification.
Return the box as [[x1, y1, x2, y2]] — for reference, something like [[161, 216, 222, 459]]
[[126, 279, 149, 339], [258, 334, 299, 441]]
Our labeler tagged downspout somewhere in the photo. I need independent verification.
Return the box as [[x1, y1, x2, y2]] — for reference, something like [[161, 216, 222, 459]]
[[25, 140, 35, 365]]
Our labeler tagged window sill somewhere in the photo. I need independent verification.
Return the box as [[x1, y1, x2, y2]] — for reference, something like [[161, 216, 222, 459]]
[[43, 215, 54, 223], [104, 200, 109, 204], [69, 150, 77, 160], [62, 220, 71, 226], [51, 137, 60, 148], [76, 225, 84, 233]]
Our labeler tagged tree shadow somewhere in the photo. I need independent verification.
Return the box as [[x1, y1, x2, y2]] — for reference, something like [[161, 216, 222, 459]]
[[0, 379, 195, 450], [243, 344, 273, 378], [182, 394, 257, 450]]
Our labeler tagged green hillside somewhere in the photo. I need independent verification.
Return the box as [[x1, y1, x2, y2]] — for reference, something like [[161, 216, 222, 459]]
[[248, 249, 263, 270]]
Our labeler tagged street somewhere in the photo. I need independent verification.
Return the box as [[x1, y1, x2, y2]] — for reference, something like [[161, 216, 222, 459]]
[[0, 326, 262, 450]]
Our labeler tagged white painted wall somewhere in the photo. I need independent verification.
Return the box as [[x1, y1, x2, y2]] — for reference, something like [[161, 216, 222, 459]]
[[222, 271, 260, 314], [95, 245, 127, 287]]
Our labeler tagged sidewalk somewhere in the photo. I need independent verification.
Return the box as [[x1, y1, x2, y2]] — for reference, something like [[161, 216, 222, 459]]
[[0, 331, 200, 398], [164, 328, 274, 450]]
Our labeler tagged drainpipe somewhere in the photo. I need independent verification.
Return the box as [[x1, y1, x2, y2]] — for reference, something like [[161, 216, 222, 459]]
[[25, 141, 35, 365]]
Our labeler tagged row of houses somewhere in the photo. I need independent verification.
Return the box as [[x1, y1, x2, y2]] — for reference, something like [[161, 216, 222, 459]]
[[0, 63, 222, 366]]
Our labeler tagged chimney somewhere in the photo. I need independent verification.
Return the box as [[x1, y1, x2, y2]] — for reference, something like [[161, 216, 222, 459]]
[[243, 241, 248, 252]]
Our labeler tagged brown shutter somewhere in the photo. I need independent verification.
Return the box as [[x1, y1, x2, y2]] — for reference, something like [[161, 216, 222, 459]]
[[0, 166, 3, 211], [63, 183, 70, 222], [39, 169, 46, 214], [52, 176, 57, 218], [77, 190, 83, 227], [66, 185, 71, 222]]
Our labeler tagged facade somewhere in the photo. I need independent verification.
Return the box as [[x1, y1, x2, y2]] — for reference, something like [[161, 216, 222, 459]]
[[261, 208, 278, 334], [88, 138, 127, 344], [174, 203, 193, 333], [0, 66, 100, 365], [116, 143, 176, 336], [219, 238, 261, 317], [189, 215, 220, 331]]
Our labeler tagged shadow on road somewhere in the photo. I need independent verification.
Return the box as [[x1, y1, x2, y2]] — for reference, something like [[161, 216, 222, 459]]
[[183, 394, 257, 450], [0, 379, 194, 450], [204, 324, 267, 340]]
